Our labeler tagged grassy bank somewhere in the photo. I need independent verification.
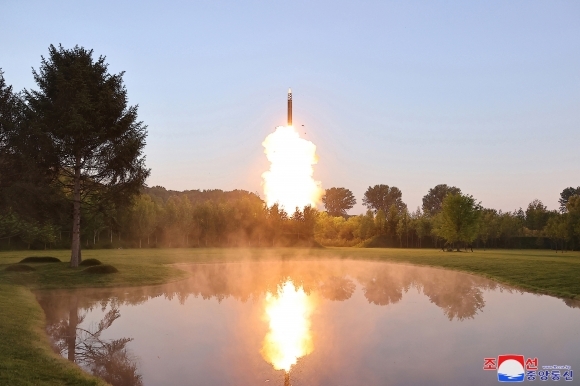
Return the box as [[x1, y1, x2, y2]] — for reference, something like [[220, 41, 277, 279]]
[[1, 247, 579, 385], [0, 284, 106, 386]]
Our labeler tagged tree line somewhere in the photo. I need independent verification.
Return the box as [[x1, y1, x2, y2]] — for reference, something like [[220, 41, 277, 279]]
[[317, 184, 580, 251], [1, 45, 579, 254], [1, 179, 579, 251]]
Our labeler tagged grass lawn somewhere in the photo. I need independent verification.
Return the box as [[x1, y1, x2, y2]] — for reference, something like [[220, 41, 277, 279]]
[[1, 247, 579, 385]]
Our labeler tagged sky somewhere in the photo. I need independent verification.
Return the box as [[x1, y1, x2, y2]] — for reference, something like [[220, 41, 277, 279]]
[[1, 1, 579, 214]]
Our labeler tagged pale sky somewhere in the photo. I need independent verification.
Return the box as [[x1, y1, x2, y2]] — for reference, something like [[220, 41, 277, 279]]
[[2, 1, 579, 214]]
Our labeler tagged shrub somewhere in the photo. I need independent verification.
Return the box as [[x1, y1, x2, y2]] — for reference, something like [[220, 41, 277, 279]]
[[19, 256, 61, 263], [83, 264, 118, 274], [79, 258, 102, 267], [5, 264, 36, 272]]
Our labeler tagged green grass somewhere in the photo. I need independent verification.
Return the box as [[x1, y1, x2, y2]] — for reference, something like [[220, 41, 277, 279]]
[[0, 247, 579, 385], [0, 284, 106, 386]]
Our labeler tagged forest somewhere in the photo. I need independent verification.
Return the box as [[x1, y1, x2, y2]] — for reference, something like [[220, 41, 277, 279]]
[[1, 182, 579, 251]]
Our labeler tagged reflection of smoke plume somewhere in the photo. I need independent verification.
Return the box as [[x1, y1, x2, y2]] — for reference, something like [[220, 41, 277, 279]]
[[261, 126, 323, 212]]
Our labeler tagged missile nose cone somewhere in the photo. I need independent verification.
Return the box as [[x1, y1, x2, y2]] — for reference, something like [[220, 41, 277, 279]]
[[288, 87, 292, 94]]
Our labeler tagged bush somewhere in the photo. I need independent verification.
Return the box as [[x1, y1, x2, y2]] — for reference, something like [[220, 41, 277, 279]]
[[359, 235, 392, 248], [83, 264, 118, 274], [79, 258, 102, 266], [19, 256, 61, 263], [5, 264, 36, 272]]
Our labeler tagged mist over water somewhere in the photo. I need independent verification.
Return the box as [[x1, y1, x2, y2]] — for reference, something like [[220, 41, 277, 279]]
[[36, 260, 580, 386]]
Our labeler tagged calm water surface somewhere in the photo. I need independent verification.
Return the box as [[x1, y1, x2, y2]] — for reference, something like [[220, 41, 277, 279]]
[[35, 260, 580, 385]]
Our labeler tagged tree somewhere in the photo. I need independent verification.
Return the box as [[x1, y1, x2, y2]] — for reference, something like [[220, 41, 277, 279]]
[[566, 195, 580, 240], [26, 45, 149, 267], [544, 214, 569, 252], [559, 187, 580, 213], [396, 210, 410, 247], [432, 193, 480, 250], [422, 184, 461, 217], [0, 69, 18, 148], [357, 211, 376, 240], [525, 199, 550, 231], [477, 209, 497, 249], [131, 194, 157, 248], [374, 209, 386, 235], [362, 185, 406, 214], [410, 210, 430, 248], [1, 70, 67, 244], [322, 187, 356, 217]]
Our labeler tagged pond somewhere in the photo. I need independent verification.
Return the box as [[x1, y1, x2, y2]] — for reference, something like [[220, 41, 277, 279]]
[[35, 260, 579, 385]]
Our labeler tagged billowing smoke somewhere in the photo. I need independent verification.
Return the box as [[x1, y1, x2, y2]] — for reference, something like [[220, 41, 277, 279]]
[[261, 126, 323, 212]]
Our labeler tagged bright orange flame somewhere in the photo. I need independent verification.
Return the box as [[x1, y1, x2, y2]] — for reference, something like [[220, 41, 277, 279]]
[[261, 126, 323, 212], [261, 280, 314, 372]]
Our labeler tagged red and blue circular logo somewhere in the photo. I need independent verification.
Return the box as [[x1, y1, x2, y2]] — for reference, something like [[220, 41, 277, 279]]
[[497, 355, 525, 382]]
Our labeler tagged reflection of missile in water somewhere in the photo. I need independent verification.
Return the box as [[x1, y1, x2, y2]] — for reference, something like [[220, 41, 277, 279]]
[[287, 88, 292, 126]]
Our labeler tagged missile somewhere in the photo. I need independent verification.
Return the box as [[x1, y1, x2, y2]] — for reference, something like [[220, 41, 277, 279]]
[[287, 88, 292, 126]]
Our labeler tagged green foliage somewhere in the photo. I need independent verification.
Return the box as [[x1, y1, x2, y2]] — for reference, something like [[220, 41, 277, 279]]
[[358, 235, 391, 247], [559, 187, 580, 213], [358, 211, 376, 240], [410, 209, 431, 247], [568, 196, 580, 238], [322, 187, 356, 217], [525, 199, 551, 231], [395, 210, 410, 247], [544, 215, 569, 251], [432, 193, 481, 248], [422, 184, 461, 216], [0, 284, 106, 385], [83, 264, 118, 274], [25, 44, 150, 266], [362, 185, 406, 214], [0, 211, 58, 248]]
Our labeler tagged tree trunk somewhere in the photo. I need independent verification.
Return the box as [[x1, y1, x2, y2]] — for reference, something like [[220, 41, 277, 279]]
[[67, 295, 78, 362], [70, 160, 82, 267]]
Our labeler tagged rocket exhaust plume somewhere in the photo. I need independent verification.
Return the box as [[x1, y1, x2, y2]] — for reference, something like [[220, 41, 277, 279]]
[[261, 89, 323, 212], [261, 280, 315, 373]]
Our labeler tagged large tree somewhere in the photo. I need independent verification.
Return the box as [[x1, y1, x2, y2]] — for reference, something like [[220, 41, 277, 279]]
[[422, 184, 461, 216], [1, 69, 66, 244], [559, 187, 580, 213], [432, 193, 480, 250], [26, 45, 149, 267], [362, 184, 406, 214], [524, 199, 550, 231], [322, 187, 356, 217]]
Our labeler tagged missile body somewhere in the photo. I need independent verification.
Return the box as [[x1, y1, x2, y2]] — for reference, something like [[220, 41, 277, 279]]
[[287, 88, 292, 126]]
